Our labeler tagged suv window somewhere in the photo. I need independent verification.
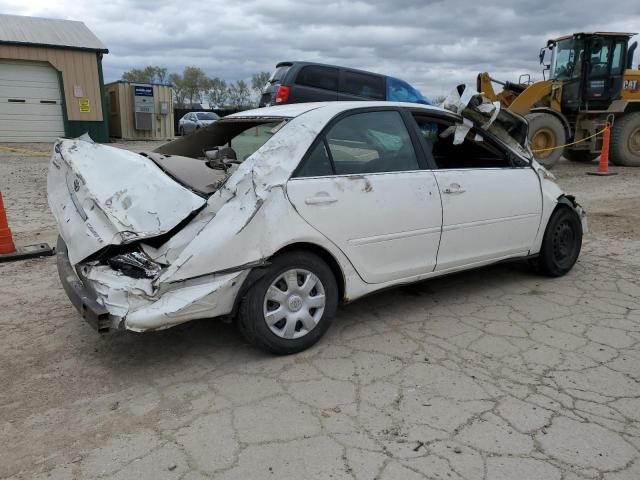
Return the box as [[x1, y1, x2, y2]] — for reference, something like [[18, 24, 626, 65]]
[[295, 65, 339, 91], [340, 71, 385, 99], [413, 115, 521, 169], [297, 111, 419, 176], [268, 65, 291, 84]]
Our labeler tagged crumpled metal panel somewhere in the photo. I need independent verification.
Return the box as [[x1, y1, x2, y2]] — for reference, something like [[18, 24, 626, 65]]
[[47, 138, 206, 264]]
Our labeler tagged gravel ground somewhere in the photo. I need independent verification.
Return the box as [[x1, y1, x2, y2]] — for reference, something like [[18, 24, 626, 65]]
[[1, 142, 640, 480]]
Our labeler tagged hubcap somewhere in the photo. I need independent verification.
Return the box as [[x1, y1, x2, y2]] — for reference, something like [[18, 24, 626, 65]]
[[531, 127, 556, 159], [629, 126, 640, 155], [553, 221, 575, 264], [263, 268, 326, 339]]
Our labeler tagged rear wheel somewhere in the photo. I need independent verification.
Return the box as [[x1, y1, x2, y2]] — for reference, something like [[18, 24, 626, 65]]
[[610, 113, 640, 166], [564, 149, 599, 163], [526, 113, 567, 169], [238, 251, 338, 355], [537, 206, 583, 277]]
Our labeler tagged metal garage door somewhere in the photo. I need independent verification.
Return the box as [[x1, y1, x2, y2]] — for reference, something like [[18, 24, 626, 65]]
[[0, 60, 65, 142]]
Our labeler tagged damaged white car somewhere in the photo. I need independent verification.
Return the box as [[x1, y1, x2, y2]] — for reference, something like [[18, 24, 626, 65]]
[[49, 89, 587, 354]]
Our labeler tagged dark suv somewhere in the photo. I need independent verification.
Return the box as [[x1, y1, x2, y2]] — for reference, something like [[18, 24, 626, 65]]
[[259, 61, 430, 107]]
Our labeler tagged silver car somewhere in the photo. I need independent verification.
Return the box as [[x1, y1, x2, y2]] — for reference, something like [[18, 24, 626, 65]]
[[178, 111, 219, 135]]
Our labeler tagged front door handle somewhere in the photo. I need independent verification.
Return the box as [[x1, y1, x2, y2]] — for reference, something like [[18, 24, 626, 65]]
[[442, 183, 466, 195], [305, 193, 338, 205]]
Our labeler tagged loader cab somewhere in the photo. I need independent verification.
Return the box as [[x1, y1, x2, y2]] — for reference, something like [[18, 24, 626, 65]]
[[547, 32, 634, 112]]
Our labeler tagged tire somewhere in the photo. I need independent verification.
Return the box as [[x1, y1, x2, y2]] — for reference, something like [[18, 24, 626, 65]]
[[537, 206, 583, 277], [564, 149, 599, 163], [179, 127, 184, 136], [610, 112, 640, 166], [238, 250, 339, 355], [526, 113, 567, 169]]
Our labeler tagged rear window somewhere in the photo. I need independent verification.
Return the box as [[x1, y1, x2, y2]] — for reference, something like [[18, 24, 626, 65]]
[[229, 121, 286, 161], [295, 65, 339, 91], [268, 65, 292, 85], [340, 71, 385, 99]]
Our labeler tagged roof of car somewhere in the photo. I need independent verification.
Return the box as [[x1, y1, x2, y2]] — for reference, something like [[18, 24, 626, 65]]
[[228, 101, 452, 120]]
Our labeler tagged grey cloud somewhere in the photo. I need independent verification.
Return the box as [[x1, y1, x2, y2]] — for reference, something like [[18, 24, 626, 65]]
[[1, 0, 638, 97]]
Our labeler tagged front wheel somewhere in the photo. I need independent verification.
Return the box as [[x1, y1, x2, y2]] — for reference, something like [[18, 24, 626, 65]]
[[610, 113, 640, 166], [238, 251, 338, 354], [537, 206, 583, 277], [526, 113, 567, 169]]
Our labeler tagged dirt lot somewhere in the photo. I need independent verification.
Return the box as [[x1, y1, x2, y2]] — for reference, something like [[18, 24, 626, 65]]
[[1, 142, 640, 480]]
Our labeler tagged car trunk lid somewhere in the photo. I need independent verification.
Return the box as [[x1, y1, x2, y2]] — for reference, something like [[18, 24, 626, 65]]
[[47, 138, 207, 265]]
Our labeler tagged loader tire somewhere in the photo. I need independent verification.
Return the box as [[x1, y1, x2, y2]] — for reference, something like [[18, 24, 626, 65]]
[[526, 113, 566, 169], [610, 113, 640, 167], [564, 150, 599, 163]]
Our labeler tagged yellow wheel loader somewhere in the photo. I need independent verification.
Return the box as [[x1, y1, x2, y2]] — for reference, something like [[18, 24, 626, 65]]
[[478, 32, 640, 168]]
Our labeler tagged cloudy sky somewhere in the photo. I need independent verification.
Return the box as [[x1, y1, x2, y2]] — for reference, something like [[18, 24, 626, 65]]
[[1, 0, 639, 97]]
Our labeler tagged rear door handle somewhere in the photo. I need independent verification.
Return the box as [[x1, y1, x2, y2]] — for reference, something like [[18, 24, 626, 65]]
[[305, 193, 338, 205], [443, 183, 465, 195]]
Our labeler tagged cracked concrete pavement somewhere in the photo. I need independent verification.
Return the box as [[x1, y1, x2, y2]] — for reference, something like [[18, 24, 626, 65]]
[[1, 143, 640, 479]]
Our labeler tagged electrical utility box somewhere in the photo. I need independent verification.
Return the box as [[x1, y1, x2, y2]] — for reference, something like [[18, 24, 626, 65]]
[[132, 84, 154, 130], [105, 81, 174, 140]]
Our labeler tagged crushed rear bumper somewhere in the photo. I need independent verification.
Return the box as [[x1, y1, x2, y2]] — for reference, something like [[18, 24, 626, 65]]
[[56, 237, 112, 333]]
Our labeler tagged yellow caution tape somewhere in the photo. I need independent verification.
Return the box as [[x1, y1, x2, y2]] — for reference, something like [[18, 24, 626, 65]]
[[0, 145, 50, 156], [531, 127, 608, 153]]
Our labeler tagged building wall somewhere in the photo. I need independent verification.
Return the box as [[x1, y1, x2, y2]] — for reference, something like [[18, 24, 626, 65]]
[[106, 82, 174, 140], [0, 44, 103, 121]]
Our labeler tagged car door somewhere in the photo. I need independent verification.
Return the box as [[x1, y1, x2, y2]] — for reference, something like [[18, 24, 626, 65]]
[[287, 109, 442, 284], [410, 114, 542, 271], [184, 113, 197, 134]]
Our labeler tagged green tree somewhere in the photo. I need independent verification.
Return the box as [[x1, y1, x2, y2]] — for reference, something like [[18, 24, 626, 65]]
[[182, 66, 210, 107], [122, 66, 168, 84]]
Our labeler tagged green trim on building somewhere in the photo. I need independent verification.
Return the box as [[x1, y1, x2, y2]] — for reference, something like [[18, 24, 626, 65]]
[[54, 54, 109, 143]]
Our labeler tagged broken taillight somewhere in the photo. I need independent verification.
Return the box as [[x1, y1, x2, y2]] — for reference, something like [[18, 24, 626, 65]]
[[274, 85, 290, 104]]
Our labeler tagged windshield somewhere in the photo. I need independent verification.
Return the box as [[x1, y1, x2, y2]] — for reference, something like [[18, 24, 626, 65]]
[[196, 112, 219, 120], [550, 38, 585, 80]]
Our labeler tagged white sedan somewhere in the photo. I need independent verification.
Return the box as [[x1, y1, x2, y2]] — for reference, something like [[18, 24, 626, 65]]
[[178, 111, 219, 135], [48, 94, 586, 354]]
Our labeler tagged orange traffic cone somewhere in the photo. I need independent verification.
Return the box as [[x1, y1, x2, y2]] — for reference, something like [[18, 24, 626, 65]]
[[0, 191, 55, 263], [588, 119, 618, 176], [0, 192, 17, 254]]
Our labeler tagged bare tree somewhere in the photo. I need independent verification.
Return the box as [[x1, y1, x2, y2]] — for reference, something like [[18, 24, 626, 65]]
[[251, 72, 270, 103], [168, 72, 186, 107], [227, 80, 252, 107], [207, 77, 228, 107]]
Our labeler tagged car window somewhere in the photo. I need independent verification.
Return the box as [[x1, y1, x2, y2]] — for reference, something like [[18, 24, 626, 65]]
[[412, 115, 517, 169], [268, 65, 292, 85], [387, 77, 430, 104], [196, 112, 219, 120], [296, 141, 333, 177], [228, 121, 286, 161], [298, 111, 419, 176], [295, 65, 339, 91], [340, 71, 386, 100]]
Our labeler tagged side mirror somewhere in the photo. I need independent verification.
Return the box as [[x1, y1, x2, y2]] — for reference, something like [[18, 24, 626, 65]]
[[539, 48, 546, 65]]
